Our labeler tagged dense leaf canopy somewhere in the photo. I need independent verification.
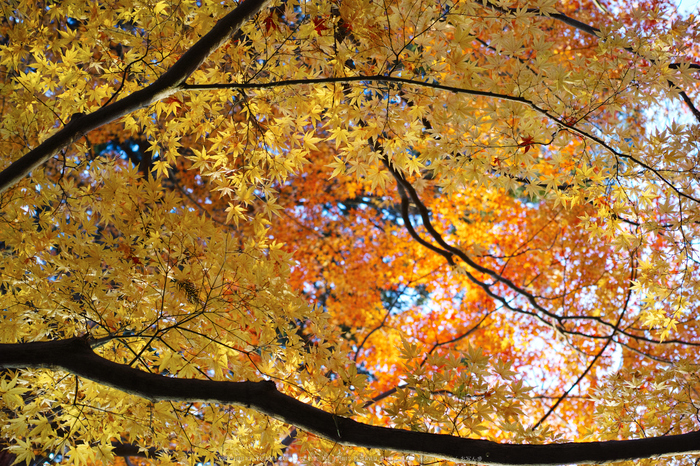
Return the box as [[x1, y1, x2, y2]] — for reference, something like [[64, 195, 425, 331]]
[[0, 0, 699, 464]]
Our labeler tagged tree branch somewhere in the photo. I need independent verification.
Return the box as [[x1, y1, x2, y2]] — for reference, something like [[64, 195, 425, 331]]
[[0, 0, 270, 195], [185, 75, 700, 205], [3, 338, 700, 464]]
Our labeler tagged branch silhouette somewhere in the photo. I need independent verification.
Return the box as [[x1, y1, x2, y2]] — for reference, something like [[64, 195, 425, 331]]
[[2, 337, 700, 465], [0, 0, 270, 194]]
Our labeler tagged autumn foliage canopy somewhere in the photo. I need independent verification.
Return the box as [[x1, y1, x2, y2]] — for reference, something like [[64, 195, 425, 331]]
[[0, 0, 700, 464]]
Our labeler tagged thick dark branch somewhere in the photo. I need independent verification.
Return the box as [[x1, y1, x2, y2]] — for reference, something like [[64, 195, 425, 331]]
[[2, 337, 700, 465], [0, 0, 270, 194]]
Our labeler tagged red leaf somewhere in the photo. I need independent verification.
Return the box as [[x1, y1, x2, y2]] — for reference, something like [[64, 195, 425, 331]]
[[164, 96, 182, 106], [313, 17, 329, 34], [518, 135, 536, 153], [263, 15, 278, 32]]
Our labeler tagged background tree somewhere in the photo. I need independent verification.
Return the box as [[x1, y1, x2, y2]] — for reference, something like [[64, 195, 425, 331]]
[[0, 0, 700, 464]]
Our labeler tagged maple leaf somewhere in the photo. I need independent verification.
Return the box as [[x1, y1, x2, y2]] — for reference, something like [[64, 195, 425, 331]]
[[163, 96, 182, 107], [1, 0, 700, 463], [518, 135, 536, 153], [116, 243, 141, 264], [313, 17, 330, 34], [263, 14, 278, 33]]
